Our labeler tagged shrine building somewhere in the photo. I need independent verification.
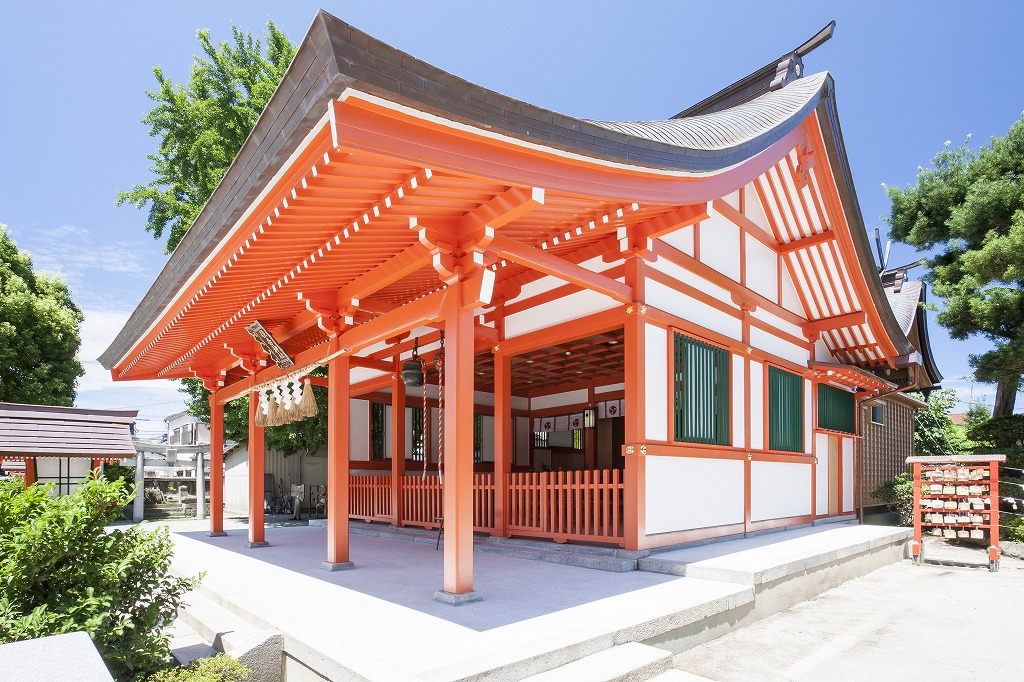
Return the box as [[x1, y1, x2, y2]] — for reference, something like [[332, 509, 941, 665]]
[[101, 13, 933, 603]]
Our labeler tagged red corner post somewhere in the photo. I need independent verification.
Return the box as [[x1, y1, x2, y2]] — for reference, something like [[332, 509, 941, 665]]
[[435, 283, 481, 604], [391, 368, 406, 527], [322, 355, 354, 571], [492, 347, 511, 538], [246, 391, 268, 548], [24, 457, 36, 488], [208, 392, 226, 536]]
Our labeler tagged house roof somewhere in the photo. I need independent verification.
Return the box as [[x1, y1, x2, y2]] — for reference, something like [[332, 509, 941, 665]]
[[0, 403, 138, 458], [99, 12, 909, 389], [882, 276, 942, 386]]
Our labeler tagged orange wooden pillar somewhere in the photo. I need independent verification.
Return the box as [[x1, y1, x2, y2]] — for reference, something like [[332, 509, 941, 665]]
[[492, 347, 511, 537], [246, 391, 268, 547], [323, 355, 354, 570], [208, 392, 226, 537], [391, 368, 406, 526], [435, 284, 481, 603], [622, 257, 647, 551], [24, 457, 36, 488]]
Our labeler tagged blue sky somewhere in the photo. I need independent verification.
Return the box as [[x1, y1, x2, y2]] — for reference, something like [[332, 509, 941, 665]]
[[1, 2, 1021, 436]]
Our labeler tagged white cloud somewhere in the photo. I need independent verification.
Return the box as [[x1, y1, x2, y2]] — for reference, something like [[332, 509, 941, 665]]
[[26, 223, 153, 278]]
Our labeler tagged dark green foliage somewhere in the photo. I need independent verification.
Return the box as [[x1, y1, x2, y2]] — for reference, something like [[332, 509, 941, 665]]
[[147, 653, 249, 682], [886, 116, 1024, 417], [873, 472, 915, 526], [179, 372, 329, 457], [118, 22, 295, 253], [0, 475, 198, 681], [911, 389, 969, 457], [0, 225, 84, 405]]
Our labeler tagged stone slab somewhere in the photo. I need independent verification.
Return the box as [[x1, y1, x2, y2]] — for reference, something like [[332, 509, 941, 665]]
[[0, 632, 113, 682]]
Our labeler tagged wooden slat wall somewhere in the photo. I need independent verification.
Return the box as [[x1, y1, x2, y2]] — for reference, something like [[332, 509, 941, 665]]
[[862, 398, 914, 506]]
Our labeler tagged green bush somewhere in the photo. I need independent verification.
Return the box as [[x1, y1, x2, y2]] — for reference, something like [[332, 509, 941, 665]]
[[147, 653, 249, 682], [873, 473, 915, 526], [0, 474, 198, 681]]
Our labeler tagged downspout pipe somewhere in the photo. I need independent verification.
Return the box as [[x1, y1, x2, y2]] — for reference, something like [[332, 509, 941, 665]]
[[857, 356, 921, 524]]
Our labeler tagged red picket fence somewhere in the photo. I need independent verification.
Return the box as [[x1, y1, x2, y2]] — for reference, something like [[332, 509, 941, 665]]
[[506, 469, 624, 543], [342, 470, 621, 544]]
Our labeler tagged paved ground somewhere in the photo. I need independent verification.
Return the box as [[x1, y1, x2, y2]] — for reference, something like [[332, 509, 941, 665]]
[[673, 538, 1024, 681]]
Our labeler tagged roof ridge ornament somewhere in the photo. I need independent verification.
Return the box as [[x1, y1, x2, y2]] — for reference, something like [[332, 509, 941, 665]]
[[769, 21, 835, 90]]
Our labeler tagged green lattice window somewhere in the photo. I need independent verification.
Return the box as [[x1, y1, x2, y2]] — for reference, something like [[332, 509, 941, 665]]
[[370, 402, 386, 460], [673, 332, 730, 445], [769, 367, 803, 452], [473, 413, 482, 463], [818, 384, 855, 433], [411, 406, 425, 461]]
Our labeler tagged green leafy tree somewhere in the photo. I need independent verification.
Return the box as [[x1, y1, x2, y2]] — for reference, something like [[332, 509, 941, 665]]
[[912, 389, 969, 457], [179, 373, 328, 457], [118, 22, 295, 254], [0, 474, 198, 681], [886, 116, 1024, 426], [0, 225, 84, 405]]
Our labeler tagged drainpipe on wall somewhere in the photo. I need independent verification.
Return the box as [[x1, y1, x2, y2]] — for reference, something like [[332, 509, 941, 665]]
[[857, 358, 920, 524]]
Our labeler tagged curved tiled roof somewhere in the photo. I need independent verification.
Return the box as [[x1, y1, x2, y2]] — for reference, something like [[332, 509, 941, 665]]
[[884, 280, 923, 336], [586, 73, 828, 152]]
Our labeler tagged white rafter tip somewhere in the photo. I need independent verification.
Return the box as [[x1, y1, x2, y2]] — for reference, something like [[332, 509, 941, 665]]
[[424, 168, 432, 178]]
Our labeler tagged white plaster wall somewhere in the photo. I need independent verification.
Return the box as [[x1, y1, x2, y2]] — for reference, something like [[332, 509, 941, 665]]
[[750, 306, 805, 341], [531, 389, 589, 411], [646, 280, 743, 341], [648, 255, 732, 305], [749, 360, 764, 450], [750, 461, 812, 521], [223, 448, 249, 515], [780, 267, 804, 315], [645, 456, 745, 534], [349, 367, 386, 386], [815, 432, 829, 516], [842, 436, 854, 513], [749, 326, 809, 366], [700, 211, 741, 282], [596, 382, 625, 394], [480, 414, 495, 462], [745, 236, 778, 303], [743, 183, 773, 237], [661, 224, 695, 257], [645, 324, 668, 441], [504, 288, 618, 338], [515, 416, 530, 467], [732, 354, 746, 448], [349, 399, 369, 461], [814, 339, 832, 362], [473, 391, 495, 407], [512, 396, 529, 411]]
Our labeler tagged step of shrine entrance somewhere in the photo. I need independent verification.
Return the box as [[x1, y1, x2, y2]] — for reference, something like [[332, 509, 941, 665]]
[[168, 521, 910, 680]]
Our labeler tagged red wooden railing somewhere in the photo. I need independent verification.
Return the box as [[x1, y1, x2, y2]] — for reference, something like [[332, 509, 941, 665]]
[[507, 470, 624, 543], [341, 470, 621, 544]]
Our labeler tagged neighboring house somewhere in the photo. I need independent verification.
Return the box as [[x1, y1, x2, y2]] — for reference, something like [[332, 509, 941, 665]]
[[100, 14, 934, 598], [165, 410, 210, 447], [0, 403, 137, 495]]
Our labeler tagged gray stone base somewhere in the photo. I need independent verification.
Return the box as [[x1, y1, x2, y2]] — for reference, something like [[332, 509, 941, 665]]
[[245, 541, 270, 549], [433, 590, 482, 606], [208, 531, 228, 537], [320, 561, 355, 572]]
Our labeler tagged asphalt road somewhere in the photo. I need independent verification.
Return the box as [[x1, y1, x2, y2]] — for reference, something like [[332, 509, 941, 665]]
[[673, 539, 1024, 681]]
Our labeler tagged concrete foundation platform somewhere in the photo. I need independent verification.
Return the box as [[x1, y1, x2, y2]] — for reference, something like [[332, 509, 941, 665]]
[[169, 521, 909, 681]]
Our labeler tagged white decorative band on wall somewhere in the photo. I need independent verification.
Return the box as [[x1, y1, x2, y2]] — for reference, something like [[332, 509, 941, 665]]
[[504, 287, 618, 339], [531, 388, 590, 412], [750, 460, 812, 522], [815, 432, 830, 516], [645, 280, 743, 342], [842, 436, 854, 513], [645, 323, 668, 441], [645, 455, 744, 534]]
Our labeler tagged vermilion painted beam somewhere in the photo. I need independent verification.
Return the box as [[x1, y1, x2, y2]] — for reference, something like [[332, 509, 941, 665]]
[[712, 198, 780, 250], [324, 355, 353, 570], [337, 241, 433, 308], [803, 311, 867, 336], [208, 392, 225, 536], [489, 234, 633, 304], [246, 391, 268, 547], [460, 186, 545, 233], [630, 203, 708, 241], [777, 229, 837, 254], [391, 368, 406, 527]]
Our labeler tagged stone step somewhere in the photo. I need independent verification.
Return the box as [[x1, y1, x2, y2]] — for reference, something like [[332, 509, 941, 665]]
[[521, 642, 671, 682], [176, 589, 282, 682], [474, 541, 637, 572], [166, 617, 216, 666]]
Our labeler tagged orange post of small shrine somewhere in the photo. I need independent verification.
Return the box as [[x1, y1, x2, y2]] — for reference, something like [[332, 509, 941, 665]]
[[24, 458, 36, 488], [390, 368, 406, 526], [246, 391, 268, 547], [323, 355, 354, 570], [492, 347, 512, 538], [622, 299, 646, 551], [208, 392, 226, 536], [436, 283, 481, 603]]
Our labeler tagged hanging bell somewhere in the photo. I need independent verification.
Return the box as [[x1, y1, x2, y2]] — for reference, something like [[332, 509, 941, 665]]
[[401, 358, 424, 387]]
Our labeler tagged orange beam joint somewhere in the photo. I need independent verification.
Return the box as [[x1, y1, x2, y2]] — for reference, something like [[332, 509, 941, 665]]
[[803, 311, 867, 337], [460, 186, 545, 232], [777, 228, 837, 254], [489, 234, 632, 304]]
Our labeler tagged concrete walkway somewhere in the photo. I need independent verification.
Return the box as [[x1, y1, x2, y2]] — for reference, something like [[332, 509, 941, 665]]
[[673, 538, 1024, 680], [163, 519, 910, 680]]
